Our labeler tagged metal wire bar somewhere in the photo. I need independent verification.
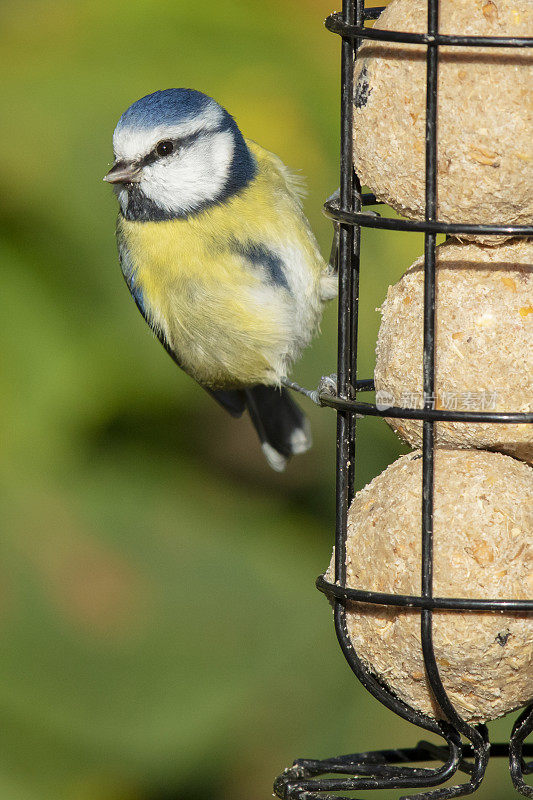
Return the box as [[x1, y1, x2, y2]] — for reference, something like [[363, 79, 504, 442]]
[[323, 200, 533, 236], [326, 12, 533, 47], [421, 0, 441, 724], [511, 707, 533, 797], [418, 13, 493, 788], [334, 0, 356, 592], [315, 575, 533, 612], [284, 376, 532, 423], [318, 394, 533, 423]]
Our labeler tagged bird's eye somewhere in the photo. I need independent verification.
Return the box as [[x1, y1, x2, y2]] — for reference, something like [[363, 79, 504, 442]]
[[156, 140, 174, 157]]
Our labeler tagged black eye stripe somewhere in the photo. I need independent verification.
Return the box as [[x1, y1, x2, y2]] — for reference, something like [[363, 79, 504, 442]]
[[139, 140, 178, 167], [136, 126, 228, 169], [137, 132, 202, 168]]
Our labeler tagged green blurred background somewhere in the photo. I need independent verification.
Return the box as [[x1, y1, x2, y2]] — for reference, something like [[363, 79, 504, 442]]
[[0, 1, 522, 798]]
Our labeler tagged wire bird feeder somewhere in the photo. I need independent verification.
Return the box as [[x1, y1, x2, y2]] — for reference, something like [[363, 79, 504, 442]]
[[274, 1, 533, 797]]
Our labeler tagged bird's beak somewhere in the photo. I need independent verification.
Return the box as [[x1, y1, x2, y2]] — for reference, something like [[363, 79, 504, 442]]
[[103, 160, 141, 184]]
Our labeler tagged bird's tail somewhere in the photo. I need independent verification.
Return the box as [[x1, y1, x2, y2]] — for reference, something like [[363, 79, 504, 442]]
[[244, 386, 312, 472]]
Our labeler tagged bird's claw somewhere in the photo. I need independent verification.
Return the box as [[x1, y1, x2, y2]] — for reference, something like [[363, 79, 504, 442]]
[[325, 187, 380, 222], [318, 374, 364, 419], [318, 373, 338, 396], [317, 373, 338, 400]]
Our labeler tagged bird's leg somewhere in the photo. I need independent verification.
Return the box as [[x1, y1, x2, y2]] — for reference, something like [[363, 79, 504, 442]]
[[281, 374, 340, 407], [281, 377, 321, 405], [325, 184, 381, 282], [328, 223, 340, 273], [282, 375, 363, 419]]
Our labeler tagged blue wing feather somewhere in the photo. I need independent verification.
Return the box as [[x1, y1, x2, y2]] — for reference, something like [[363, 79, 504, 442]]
[[232, 241, 290, 291]]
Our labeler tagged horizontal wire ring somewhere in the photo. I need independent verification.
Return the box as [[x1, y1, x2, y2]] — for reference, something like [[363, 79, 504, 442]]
[[319, 393, 533, 424], [323, 200, 533, 237], [316, 575, 533, 612], [326, 12, 533, 47]]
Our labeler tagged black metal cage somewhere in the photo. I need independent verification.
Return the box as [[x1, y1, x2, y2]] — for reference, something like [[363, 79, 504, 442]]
[[274, 2, 533, 798]]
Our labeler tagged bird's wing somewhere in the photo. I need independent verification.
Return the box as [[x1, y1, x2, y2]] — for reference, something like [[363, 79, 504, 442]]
[[245, 139, 337, 303], [117, 224, 246, 418]]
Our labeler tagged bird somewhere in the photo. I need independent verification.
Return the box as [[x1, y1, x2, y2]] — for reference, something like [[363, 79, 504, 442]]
[[104, 88, 337, 471]]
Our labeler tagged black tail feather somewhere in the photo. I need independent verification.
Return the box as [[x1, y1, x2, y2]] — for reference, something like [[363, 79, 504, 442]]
[[244, 386, 311, 471], [207, 387, 246, 418]]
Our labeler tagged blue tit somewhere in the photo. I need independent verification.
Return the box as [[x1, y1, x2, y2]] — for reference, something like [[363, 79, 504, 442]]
[[104, 88, 337, 471]]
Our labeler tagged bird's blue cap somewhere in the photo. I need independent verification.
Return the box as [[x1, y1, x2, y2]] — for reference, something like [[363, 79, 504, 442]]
[[117, 88, 226, 131]]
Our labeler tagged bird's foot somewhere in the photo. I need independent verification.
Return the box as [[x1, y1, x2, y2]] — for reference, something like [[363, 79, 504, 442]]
[[324, 187, 380, 217], [317, 373, 338, 399]]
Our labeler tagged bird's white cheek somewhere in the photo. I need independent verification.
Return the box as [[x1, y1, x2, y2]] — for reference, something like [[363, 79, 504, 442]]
[[139, 131, 235, 215]]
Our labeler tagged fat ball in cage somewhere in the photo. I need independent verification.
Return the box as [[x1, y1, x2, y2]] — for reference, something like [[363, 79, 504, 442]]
[[274, 1, 533, 797]]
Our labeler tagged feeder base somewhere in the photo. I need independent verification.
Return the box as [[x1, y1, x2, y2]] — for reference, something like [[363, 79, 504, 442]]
[[274, 731, 533, 800]]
